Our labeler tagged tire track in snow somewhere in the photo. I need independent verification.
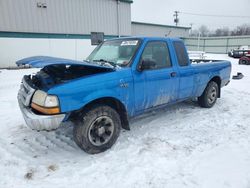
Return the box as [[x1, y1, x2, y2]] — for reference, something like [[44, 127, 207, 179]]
[[12, 131, 78, 157], [0, 125, 81, 166], [0, 138, 33, 162]]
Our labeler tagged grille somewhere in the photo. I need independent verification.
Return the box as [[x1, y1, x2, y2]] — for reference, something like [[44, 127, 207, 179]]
[[18, 76, 36, 107]]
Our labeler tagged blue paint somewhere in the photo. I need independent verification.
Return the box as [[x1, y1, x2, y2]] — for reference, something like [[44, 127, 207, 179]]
[[16, 56, 115, 70], [18, 37, 231, 119]]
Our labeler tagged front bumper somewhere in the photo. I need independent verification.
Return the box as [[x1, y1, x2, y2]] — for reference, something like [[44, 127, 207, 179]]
[[18, 96, 65, 131]]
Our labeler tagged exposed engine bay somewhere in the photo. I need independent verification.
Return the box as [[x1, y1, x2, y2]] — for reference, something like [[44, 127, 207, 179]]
[[28, 64, 113, 91]]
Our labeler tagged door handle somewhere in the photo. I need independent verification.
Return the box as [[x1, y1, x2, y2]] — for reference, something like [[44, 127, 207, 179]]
[[170, 72, 177, 77]]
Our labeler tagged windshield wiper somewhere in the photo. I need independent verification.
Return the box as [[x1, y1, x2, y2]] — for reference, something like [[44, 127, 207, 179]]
[[92, 59, 118, 68], [84, 59, 91, 63]]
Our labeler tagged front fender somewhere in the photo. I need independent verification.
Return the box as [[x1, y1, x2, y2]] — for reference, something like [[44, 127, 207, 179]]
[[80, 89, 126, 110], [54, 87, 124, 113]]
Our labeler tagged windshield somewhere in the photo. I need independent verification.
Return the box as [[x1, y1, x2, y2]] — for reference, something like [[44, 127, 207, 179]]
[[87, 39, 140, 67]]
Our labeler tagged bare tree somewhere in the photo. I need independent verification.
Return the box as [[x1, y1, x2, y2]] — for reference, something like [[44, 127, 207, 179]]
[[231, 24, 250, 36], [190, 29, 199, 37], [215, 27, 230, 36], [198, 25, 210, 37], [188, 24, 250, 37]]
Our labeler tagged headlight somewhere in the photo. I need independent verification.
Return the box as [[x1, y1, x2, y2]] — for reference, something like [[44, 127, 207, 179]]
[[44, 95, 59, 107], [31, 90, 60, 114], [32, 90, 47, 106], [32, 90, 59, 107]]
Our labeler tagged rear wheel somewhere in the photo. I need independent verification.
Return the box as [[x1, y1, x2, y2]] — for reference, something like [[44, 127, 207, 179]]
[[73, 105, 121, 154], [198, 81, 219, 108], [239, 59, 247, 65]]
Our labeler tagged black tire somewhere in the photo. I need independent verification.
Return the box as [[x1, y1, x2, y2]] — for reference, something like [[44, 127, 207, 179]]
[[198, 81, 219, 108], [73, 105, 121, 154], [239, 59, 246, 65]]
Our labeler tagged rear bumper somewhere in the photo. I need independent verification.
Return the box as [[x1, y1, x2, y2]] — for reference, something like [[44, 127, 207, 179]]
[[18, 96, 65, 131]]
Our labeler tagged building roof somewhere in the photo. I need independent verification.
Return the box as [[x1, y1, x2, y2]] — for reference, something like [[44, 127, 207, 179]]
[[132, 21, 191, 30], [106, 36, 183, 42], [120, 0, 133, 3]]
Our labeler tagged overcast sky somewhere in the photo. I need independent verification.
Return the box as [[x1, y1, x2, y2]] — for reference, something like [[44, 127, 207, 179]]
[[131, 0, 250, 30]]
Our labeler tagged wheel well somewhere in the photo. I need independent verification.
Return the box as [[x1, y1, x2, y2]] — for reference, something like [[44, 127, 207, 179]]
[[71, 97, 130, 130], [210, 76, 221, 98]]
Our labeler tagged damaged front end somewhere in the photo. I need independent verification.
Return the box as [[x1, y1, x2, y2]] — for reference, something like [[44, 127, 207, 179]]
[[18, 75, 65, 130], [17, 56, 114, 131]]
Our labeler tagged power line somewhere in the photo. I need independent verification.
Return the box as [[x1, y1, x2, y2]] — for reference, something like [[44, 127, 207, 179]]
[[180, 11, 250, 18]]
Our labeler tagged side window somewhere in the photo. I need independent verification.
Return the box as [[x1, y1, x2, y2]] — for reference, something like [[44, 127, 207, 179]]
[[173, 41, 189, 67], [140, 41, 172, 70]]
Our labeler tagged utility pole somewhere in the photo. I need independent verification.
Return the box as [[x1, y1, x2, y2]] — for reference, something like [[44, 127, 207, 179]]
[[117, 0, 120, 37], [173, 11, 179, 26], [190, 23, 193, 36]]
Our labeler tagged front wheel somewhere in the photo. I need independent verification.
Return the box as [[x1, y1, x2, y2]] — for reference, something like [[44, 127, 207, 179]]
[[198, 81, 219, 108], [73, 105, 121, 154]]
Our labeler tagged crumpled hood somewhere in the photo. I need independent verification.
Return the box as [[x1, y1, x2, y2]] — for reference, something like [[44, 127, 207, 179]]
[[16, 56, 115, 71]]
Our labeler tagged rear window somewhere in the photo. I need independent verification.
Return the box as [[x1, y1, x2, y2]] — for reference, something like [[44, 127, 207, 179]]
[[173, 41, 189, 67]]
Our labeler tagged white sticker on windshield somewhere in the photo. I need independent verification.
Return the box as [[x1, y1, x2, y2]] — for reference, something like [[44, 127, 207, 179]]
[[121, 40, 138, 46]]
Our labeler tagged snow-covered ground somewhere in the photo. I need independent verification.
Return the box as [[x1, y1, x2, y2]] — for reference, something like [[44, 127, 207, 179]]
[[0, 54, 250, 188]]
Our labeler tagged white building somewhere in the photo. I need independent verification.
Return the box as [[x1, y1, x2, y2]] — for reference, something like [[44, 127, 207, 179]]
[[0, 0, 190, 67]]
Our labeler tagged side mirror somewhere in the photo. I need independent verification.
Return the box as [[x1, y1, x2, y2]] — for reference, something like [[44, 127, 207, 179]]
[[139, 59, 156, 71]]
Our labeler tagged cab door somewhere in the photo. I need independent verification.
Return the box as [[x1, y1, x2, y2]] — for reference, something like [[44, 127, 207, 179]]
[[172, 41, 195, 99], [133, 40, 179, 112]]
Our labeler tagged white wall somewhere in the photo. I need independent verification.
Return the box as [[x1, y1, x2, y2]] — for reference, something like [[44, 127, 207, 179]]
[[131, 22, 190, 38], [0, 38, 96, 67], [0, 0, 132, 36]]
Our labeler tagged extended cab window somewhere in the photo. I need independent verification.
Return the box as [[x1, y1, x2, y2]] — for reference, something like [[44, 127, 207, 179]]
[[173, 41, 189, 67], [140, 41, 171, 69]]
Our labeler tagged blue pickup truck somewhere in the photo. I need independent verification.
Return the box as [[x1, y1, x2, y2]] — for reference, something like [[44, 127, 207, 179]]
[[17, 37, 231, 154]]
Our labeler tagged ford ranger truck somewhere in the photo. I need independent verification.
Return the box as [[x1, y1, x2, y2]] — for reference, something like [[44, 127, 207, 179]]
[[17, 37, 231, 154]]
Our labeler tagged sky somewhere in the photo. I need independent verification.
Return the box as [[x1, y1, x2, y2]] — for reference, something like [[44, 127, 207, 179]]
[[131, 0, 250, 30]]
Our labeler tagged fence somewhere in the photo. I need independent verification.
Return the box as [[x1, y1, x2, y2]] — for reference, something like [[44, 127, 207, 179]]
[[183, 35, 250, 54]]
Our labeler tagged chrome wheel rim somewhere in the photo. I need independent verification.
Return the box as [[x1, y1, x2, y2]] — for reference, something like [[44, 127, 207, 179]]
[[88, 116, 114, 146], [208, 86, 217, 104]]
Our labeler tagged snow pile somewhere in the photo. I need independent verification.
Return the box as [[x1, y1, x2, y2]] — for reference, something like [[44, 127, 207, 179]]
[[0, 54, 250, 188]]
